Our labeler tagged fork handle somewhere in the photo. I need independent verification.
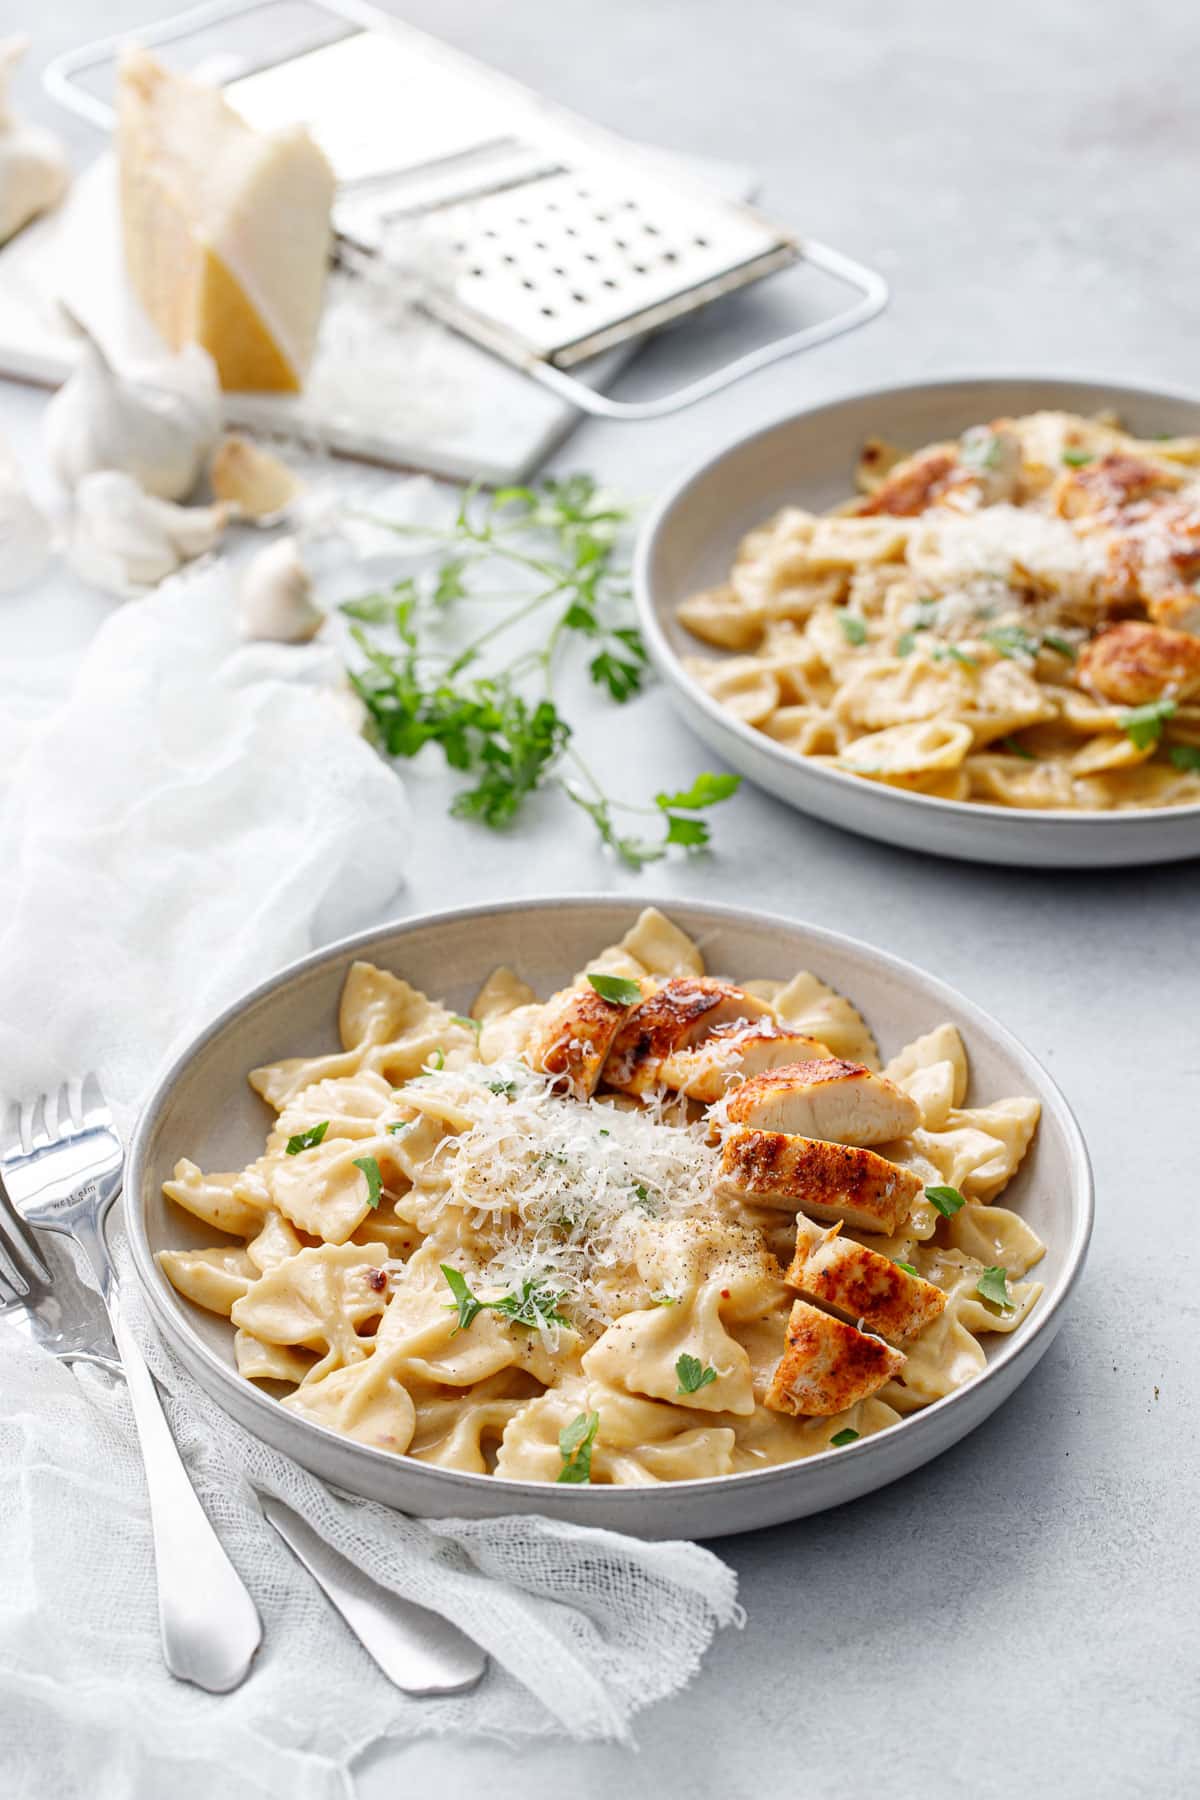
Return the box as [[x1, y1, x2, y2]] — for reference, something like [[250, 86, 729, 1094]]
[[76, 1216, 263, 1693]]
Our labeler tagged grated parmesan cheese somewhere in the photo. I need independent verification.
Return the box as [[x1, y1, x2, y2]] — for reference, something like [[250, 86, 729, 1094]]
[[399, 1061, 720, 1337]]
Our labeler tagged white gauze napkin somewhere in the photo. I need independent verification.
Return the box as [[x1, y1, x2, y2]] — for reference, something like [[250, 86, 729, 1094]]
[[0, 561, 741, 1799]]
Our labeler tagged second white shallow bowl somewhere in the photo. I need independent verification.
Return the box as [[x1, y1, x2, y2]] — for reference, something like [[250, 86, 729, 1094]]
[[126, 897, 1093, 1540], [635, 374, 1200, 868]]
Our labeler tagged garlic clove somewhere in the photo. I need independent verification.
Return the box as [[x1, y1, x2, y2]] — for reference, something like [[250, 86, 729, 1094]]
[[210, 434, 303, 521], [236, 536, 323, 642], [0, 438, 53, 593], [0, 37, 70, 246], [43, 321, 221, 501], [69, 469, 227, 597]]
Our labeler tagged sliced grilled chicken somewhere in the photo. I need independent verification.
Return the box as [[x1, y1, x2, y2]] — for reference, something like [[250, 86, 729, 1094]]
[[718, 1130, 920, 1234], [656, 1023, 831, 1104], [723, 1058, 920, 1146], [526, 980, 644, 1097], [1076, 619, 1200, 705], [765, 1300, 905, 1416], [784, 1219, 946, 1345], [603, 978, 774, 1094]]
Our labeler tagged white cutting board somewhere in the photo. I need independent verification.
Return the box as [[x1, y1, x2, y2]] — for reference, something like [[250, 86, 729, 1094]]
[[0, 148, 753, 486]]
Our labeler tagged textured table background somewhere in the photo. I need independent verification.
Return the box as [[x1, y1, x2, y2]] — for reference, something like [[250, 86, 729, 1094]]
[[5, 2, 1199, 1795]]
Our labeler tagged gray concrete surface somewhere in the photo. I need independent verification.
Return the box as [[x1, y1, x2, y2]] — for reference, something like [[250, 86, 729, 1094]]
[[5, 2, 1199, 1796]]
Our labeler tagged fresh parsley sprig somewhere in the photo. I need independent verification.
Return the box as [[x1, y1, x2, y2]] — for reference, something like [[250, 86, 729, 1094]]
[[285, 1121, 329, 1155], [925, 1184, 966, 1218], [1120, 698, 1177, 751], [557, 1410, 600, 1483], [340, 476, 740, 866], [976, 1265, 1016, 1311], [440, 1264, 571, 1335], [675, 1353, 718, 1395]]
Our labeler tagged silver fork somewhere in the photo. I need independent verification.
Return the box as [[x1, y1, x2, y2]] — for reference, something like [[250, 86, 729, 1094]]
[[0, 1076, 263, 1693]]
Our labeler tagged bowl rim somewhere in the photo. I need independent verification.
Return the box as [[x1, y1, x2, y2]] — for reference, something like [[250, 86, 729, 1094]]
[[126, 892, 1095, 1506], [633, 369, 1200, 832]]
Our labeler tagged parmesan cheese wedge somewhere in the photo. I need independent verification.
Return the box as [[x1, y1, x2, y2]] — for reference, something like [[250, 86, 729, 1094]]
[[116, 49, 334, 393]]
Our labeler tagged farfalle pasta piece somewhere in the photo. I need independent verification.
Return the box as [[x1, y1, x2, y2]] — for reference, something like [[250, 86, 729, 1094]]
[[266, 1130, 401, 1244], [946, 1203, 1046, 1277], [914, 1097, 1041, 1202], [582, 1279, 759, 1417], [770, 971, 880, 1068], [282, 1354, 417, 1453], [157, 1244, 258, 1316], [407, 1370, 543, 1473], [162, 1158, 268, 1238], [884, 1023, 969, 1130], [234, 1329, 314, 1384], [230, 1241, 390, 1382], [495, 1383, 738, 1484]]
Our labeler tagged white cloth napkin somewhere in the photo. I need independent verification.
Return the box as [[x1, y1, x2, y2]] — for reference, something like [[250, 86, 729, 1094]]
[[0, 561, 741, 1798]]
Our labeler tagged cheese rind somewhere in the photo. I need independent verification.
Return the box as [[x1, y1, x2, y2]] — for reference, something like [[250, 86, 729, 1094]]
[[116, 49, 334, 392]]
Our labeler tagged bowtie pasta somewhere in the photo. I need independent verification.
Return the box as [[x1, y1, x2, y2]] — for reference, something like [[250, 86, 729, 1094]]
[[677, 412, 1200, 810], [158, 908, 1046, 1485]]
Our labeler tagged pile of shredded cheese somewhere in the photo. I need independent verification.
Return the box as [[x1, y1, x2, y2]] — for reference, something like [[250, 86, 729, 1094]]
[[404, 1062, 720, 1335]]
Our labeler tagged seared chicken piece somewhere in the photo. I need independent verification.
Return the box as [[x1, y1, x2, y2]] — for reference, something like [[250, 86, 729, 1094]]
[[656, 1023, 831, 1104], [1076, 620, 1200, 706], [765, 1299, 906, 1416], [1056, 452, 1182, 519], [784, 1218, 946, 1345], [1148, 592, 1200, 636], [723, 1058, 920, 1146], [603, 978, 773, 1094], [718, 1130, 920, 1234], [857, 447, 961, 517], [526, 980, 644, 1097]]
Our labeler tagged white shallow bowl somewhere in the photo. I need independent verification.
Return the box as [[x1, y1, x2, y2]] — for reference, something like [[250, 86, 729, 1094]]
[[635, 374, 1200, 868], [127, 897, 1093, 1540]]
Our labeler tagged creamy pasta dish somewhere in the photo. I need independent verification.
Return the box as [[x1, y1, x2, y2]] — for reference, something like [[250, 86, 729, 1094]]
[[159, 909, 1046, 1485], [677, 412, 1200, 809]]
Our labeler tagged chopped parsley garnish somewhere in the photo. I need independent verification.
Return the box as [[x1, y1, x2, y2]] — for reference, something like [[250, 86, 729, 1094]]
[[1170, 744, 1200, 772], [896, 631, 917, 658], [838, 612, 869, 647], [1120, 698, 1177, 750], [1001, 736, 1037, 760], [984, 624, 1039, 660], [933, 645, 978, 669], [450, 1013, 482, 1038], [587, 972, 642, 1006], [976, 1265, 1015, 1311], [353, 1155, 383, 1209], [427, 1047, 445, 1070], [557, 1410, 600, 1483], [386, 1120, 412, 1135], [285, 1121, 329, 1156], [650, 1293, 679, 1307], [1041, 632, 1077, 661], [1061, 448, 1095, 467], [960, 428, 1002, 472], [675, 1353, 718, 1395], [893, 1260, 919, 1276], [655, 772, 741, 810], [440, 1265, 571, 1335], [487, 1077, 519, 1098], [830, 1428, 860, 1447], [925, 1184, 966, 1217]]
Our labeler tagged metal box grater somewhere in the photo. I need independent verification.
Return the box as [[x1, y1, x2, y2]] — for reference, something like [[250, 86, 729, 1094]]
[[46, 0, 887, 420]]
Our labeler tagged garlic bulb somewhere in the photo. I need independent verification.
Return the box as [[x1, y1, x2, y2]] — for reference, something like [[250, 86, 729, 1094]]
[[69, 470, 227, 597], [210, 434, 302, 521], [0, 439, 52, 592], [0, 37, 70, 246], [44, 322, 221, 501], [236, 537, 322, 642]]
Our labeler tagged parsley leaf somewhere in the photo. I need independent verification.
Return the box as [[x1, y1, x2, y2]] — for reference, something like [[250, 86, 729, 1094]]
[[427, 1047, 445, 1070], [386, 1120, 412, 1135], [893, 1260, 919, 1276], [441, 1264, 486, 1333], [985, 625, 1040, 661], [556, 1410, 600, 1483], [285, 1121, 329, 1155], [587, 972, 642, 1006], [487, 1077, 518, 1098], [675, 1353, 718, 1395], [830, 1428, 860, 1447], [838, 612, 868, 646], [925, 1184, 966, 1217], [655, 772, 741, 810], [353, 1155, 383, 1209], [490, 1275, 572, 1332], [1001, 736, 1037, 760], [1170, 744, 1200, 772], [1061, 448, 1095, 467], [451, 1013, 482, 1038], [1040, 632, 1077, 661], [896, 631, 917, 657], [650, 1292, 679, 1307], [933, 645, 978, 669], [977, 1265, 1015, 1310], [662, 813, 709, 848], [1121, 699, 1177, 750]]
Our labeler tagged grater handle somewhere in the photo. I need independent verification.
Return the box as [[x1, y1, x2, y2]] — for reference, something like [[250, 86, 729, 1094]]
[[526, 239, 887, 421]]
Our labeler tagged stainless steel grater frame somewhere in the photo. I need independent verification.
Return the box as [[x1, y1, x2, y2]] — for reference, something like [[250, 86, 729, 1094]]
[[45, 0, 887, 421]]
